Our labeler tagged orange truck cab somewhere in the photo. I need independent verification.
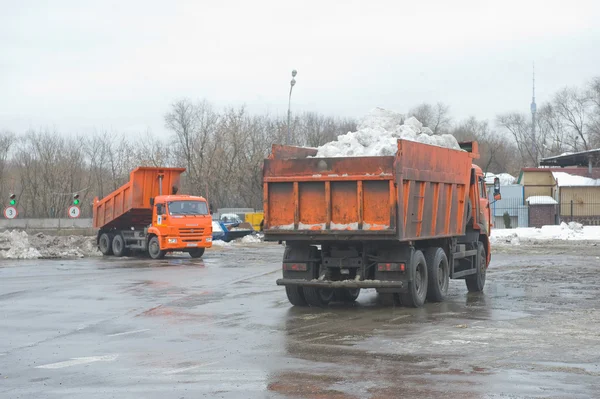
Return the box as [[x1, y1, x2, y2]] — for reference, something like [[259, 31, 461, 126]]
[[93, 167, 212, 259]]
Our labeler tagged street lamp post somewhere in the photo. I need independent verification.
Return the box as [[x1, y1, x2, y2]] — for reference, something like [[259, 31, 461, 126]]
[[287, 69, 297, 145]]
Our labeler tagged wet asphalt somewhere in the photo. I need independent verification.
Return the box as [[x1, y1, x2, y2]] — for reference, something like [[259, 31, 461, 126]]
[[1, 243, 600, 399]]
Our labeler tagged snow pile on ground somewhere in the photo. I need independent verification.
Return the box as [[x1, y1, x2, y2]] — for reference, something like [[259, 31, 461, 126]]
[[552, 172, 600, 187], [314, 108, 461, 158], [485, 172, 516, 186], [491, 222, 600, 245], [526, 196, 558, 205], [241, 234, 262, 243], [0, 230, 100, 259], [0, 230, 41, 259]]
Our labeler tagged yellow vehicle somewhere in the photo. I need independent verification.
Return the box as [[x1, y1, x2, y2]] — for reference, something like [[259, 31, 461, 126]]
[[245, 212, 264, 231]]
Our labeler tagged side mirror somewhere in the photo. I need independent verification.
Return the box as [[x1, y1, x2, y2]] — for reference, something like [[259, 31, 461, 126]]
[[150, 197, 155, 207], [493, 177, 501, 200]]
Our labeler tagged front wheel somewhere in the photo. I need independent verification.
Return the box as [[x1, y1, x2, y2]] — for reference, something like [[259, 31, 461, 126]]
[[401, 250, 428, 308], [148, 236, 166, 259], [466, 242, 486, 292], [189, 248, 205, 258]]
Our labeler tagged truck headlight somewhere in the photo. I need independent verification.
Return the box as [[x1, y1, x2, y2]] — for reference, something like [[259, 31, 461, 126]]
[[206, 237, 212, 242], [168, 238, 177, 244]]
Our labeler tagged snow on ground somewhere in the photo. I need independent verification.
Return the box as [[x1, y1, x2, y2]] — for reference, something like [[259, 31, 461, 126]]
[[314, 108, 461, 158], [0, 230, 265, 259], [485, 172, 516, 186], [552, 172, 600, 187], [491, 222, 600, 245], [0, 231, 100, 259], [526, 196, 558, 205]]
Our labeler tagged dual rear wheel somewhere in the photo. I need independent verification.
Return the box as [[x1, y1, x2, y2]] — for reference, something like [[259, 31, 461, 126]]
[[285, 286, 360, 307]]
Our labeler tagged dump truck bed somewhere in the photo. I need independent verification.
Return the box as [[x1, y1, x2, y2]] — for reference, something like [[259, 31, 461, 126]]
[[93, 167, 185, 230], [263, 139, 478, 241]]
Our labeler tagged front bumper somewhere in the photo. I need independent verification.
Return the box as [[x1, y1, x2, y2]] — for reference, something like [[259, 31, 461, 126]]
[[276, 278, 404, 289]]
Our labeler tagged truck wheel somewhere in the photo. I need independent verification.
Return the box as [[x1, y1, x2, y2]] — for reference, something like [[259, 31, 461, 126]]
[[334, 288, 361, 302], [189, 248, 205, 258], [112, 234, 127, 257], [148, 236, 166, 259], [303, 287, 334, 307], [401, 250, 428, 308], [99, 233, 113, 255], [285, 286, 308, 306], [425, 247, 449, 302], [466, 242, 486, 292]]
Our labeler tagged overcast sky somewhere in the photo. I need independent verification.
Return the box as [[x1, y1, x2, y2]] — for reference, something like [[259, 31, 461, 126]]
[[1, 0, 599, 137]]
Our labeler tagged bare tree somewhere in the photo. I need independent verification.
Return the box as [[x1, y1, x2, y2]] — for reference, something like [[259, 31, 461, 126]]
[[409, 102, 452, 134]]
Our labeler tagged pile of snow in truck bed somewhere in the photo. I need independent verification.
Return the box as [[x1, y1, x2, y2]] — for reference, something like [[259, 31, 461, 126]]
[[313, 108, 461, 158]]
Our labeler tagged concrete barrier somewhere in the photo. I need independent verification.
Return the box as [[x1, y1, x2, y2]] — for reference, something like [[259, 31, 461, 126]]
[[0, 218, 95, 236]]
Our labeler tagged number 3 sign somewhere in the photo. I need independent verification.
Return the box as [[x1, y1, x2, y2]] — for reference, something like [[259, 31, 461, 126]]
[[3, 206, 18, 219]]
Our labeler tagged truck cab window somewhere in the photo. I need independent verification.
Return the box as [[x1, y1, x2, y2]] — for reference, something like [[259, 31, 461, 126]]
[[156, 204, 165, 215], [479, 178, 486, 198]]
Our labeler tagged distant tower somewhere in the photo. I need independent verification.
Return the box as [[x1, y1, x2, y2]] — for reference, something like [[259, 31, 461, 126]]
[[530, 63, 537, 164]]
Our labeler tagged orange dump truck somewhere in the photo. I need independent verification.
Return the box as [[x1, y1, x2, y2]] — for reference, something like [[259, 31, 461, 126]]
[[93, 167, 212, 259], [263, 140, 501, 307]]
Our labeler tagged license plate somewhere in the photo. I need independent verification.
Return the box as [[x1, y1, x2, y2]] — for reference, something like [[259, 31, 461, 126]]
[[186, 243, 198, 247]]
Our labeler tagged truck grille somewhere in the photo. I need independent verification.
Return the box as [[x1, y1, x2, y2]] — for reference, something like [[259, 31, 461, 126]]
[[179, 228, 205, 236]]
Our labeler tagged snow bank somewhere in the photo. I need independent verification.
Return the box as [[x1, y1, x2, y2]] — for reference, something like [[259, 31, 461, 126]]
[[241, 234, 262, 243], [526, 196, 558, 205], [0, 231, 100, 259], [485, 172, 516, 186], [313, 108, 461, 158], [552, 172, 600, 187], [491, 222, 600, 245]]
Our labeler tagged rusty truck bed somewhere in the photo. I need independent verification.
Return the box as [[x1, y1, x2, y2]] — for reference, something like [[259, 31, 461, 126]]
[[262, 140, 478, 241], [93, 167, 185, 230]]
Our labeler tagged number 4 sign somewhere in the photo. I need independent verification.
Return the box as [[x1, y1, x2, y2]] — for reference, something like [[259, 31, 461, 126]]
[[68, 205, 81, 218], [3, 206, 18, 219]]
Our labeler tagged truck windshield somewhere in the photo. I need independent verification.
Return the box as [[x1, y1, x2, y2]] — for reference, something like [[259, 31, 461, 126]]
[[167, 201, 209, 216]]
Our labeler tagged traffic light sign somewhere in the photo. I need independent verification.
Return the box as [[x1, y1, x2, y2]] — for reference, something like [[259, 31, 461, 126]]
[[73, 193, 80, 205], [9, 193, 16, 206]]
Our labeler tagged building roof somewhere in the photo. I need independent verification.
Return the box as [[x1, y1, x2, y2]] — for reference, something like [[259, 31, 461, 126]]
[[540, 148, 600, 167], [517, 167, 600, 184], [526, 196, 558, 205]]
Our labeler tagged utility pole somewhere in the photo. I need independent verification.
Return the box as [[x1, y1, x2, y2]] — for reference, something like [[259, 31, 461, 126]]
[[287, 69, 297, 145], [531, 63, 537, 165]]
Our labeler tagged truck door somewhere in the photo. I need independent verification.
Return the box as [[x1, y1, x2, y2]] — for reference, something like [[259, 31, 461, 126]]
[[477, 176, 490, 234]]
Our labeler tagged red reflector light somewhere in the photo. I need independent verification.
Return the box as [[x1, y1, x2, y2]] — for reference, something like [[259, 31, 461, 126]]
[[377, 263, 406, 272], [283, 263, 307, 271]]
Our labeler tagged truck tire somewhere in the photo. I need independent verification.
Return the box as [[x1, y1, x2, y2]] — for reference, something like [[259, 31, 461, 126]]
[[189, 248, 205, 258], [148, 236, 166, 259], [425, 247, 449, 302], [334, 288, 361, 303], [99, 233, 113, 256], [401, 250, 428, 308], [466, 242, 486, 292], [285, 286, 308, 306], [303, 287, 334, 307], [112, 234, 127, 257]]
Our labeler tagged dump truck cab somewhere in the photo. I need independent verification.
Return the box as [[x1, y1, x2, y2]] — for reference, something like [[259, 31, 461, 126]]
[[149, 194, 212, 254]]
